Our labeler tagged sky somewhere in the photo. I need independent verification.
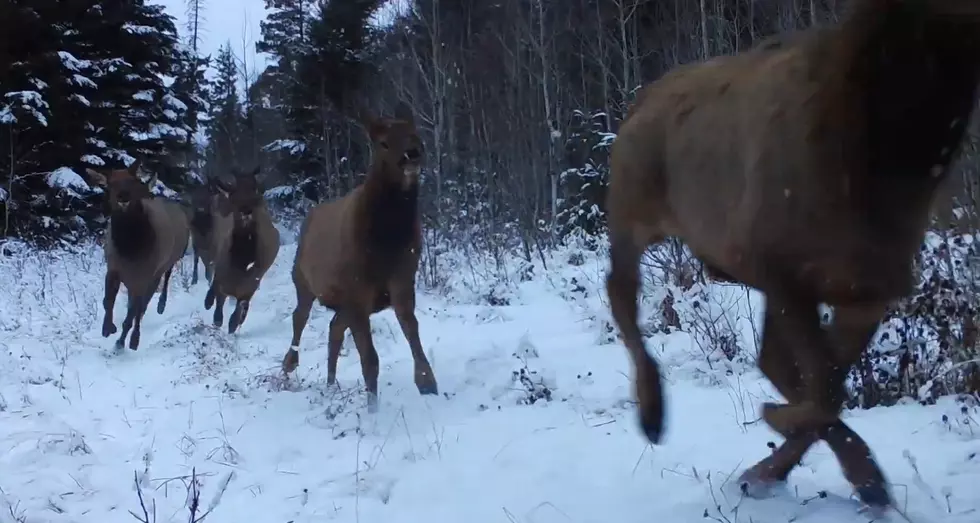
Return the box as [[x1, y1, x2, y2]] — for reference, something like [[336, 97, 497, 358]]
[[155, 0, 408, 83], [156, 0, 270, 78]]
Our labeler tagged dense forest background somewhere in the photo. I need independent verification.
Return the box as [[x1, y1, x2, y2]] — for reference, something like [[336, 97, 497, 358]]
[[2, 0, 980, 404]]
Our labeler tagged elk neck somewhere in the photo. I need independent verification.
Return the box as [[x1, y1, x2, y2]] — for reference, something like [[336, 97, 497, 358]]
[[109, 200, 157, 261], [229, 219, 258, 273], [835, 2, 980, 181], [363, 162, 420, 256]]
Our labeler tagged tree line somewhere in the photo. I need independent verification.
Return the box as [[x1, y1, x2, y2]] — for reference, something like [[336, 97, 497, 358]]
[[1, 0, 979, 402]]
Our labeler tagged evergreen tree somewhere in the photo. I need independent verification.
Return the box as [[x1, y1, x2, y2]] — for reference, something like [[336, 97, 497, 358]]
[[1, 0, 201, 245], [204, 42, 243, 178]]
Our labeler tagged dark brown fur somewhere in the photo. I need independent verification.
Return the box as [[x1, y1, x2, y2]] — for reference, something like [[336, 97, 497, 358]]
[[605, 0, 980, 510], [85, 159, 191, 351], [281, 103, 436, 409], [204, 167, 281, 334]]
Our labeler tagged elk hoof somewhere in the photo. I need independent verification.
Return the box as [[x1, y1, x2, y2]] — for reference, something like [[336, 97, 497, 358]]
[[102, 322, 117, 337], [366, 392, 379, 413], [281, 348, 299, 374], [415, 371, 438, 395], [855, 482, 892, 513]]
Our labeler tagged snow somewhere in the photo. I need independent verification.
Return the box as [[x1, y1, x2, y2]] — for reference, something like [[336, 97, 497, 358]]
[[133, 90, 155, 102], [0, 236, 978, 523], [2, 90, 50, 126], [81, 155, 105, 166], [58, 51, 92, 72], [46, 167, 90, 194], [264, 185, 296, 198]]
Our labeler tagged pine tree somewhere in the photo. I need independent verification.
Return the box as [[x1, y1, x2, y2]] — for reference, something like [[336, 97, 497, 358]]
[[1, 0, 202, 245], [204, 42, 243, 178]]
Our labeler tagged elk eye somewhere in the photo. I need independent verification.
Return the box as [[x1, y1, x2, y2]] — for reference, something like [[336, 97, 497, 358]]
[[379, 141, 389, 150]]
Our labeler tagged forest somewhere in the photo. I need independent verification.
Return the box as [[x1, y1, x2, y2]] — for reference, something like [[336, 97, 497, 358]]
[[2, 0, 980, 405]]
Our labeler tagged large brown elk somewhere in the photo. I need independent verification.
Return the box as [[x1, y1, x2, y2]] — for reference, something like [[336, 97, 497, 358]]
[[280, 103, 436, 411], [204, 167, 280, 334], [85, 159, 191, 350], [604, 0, 980, 511]]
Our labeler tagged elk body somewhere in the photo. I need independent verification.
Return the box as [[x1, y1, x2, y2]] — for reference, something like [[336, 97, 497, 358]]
[[85, 160, 191, 350], [281, 105, 437, 410], [187, 180, 220, 285], [604, 0, 980, 510], [204, 168, 280, 334]]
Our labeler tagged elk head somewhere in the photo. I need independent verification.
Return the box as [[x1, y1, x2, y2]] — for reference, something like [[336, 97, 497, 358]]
[[363, 103, 424, 190], [85, 159, 156, 214], [214, 167, 265, 230]]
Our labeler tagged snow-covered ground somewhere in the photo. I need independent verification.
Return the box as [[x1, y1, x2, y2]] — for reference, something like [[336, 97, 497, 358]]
[[1, 236, 978, 523]]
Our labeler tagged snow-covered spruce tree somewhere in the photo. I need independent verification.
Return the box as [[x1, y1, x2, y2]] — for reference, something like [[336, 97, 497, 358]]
[[1, 0, 103, 245], [79, 1, 196, 196], [1, 0, 200, 246]]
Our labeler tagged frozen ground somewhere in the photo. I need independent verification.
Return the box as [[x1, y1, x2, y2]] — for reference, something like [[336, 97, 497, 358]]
[[0, 237, 978, 523]]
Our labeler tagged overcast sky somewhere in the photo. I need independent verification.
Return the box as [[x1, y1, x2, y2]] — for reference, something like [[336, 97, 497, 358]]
[[155, 0, 408, 81]]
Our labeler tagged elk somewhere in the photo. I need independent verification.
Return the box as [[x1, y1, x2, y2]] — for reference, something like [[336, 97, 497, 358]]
[[204, 167, 280, 334], [187, 179, 221, 285], [604, 0, 980, 511], [85, 159, 191, 350], [280, 103, 436, 410]]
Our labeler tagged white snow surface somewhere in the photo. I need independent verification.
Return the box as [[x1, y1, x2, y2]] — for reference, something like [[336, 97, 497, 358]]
[[0, 236, 978, 523]]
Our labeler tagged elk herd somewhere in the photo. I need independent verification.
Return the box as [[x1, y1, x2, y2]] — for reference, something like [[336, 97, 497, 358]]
[[74, 0, 980, 515]]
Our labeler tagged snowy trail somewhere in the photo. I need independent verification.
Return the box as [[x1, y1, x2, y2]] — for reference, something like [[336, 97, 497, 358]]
[[1, 244, 978, 523]]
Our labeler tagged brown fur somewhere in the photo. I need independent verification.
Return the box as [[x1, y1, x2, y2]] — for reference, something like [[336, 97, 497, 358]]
[[204, 167, 281, 334], [187, 179, 223, 285], [280, 103, 436, 409], [605, 0, 980, 509], [85, 159, 191, 351]]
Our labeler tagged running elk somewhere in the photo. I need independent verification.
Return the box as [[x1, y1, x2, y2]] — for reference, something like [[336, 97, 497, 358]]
[[280, 103, 436, 410], [85, 159, 191, 350], [205, 167, 280, 334], [605, 0, 980, 510]]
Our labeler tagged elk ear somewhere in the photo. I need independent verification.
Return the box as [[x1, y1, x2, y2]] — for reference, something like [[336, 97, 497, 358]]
[[84, 168, 107, 187], [144, 172, 158, 190], [394, 102, 414, 126], [127, 157, 142, 176]]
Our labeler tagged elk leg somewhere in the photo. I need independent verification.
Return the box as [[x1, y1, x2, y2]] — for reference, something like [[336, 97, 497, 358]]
[[741, 301, 891, 508], [282, 282, 315, 374], [348, 311, 380, 412], [192, 249, 199, 285], [229, 297, 251, 334], [760, 293, 838, 434], [128, 290, 154, 351], [204, 283, 215, 309], [607, 233, 665, 443], [157, 268, 172, 314], [740, 304, 820, 491], [102, 270, 120, 337], [326, 312, 348, 385], [391, 285, 438, 395], [213, 291, 226, 327], [116, 294, 138, 349], [817, 303, 892, 507]]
